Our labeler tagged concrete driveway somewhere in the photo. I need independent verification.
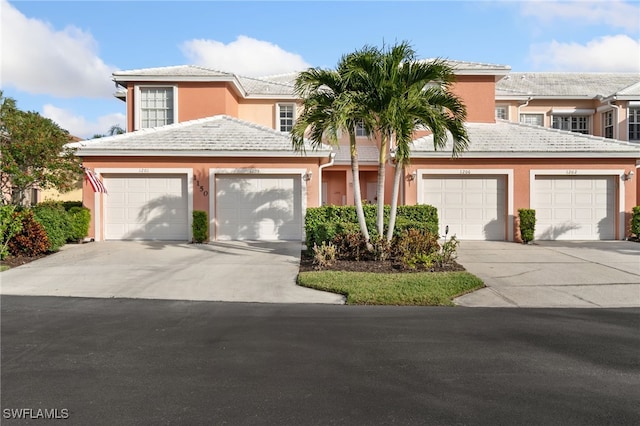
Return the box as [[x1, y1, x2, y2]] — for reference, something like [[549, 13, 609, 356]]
[[455, 240, 640, 308], [0, 241, 345, 304]]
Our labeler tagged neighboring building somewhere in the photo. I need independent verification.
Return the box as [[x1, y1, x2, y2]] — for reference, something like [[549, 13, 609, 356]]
[[71, 61, 640, 242]]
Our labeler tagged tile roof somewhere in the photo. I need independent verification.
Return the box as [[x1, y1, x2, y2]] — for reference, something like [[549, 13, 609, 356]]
[[332, 145, 380, 165], [113, 65, 233, 78], [411, 120, 640, 158], [423, 58, 511, 73], [496, 72, 640, 98], [70, 115, 331, 157], [236, 75, 295, 96]]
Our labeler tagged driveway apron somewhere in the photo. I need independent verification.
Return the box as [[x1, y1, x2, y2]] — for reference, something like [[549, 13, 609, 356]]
[[454, 241, 640, 308], [0, 241, 345, 304]]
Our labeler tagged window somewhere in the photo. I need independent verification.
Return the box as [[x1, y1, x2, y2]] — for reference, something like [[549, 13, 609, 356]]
[[552, 115, 590, 134], [139, 87, 175, 128], [355, 121, 369, 137], [629, 108, 640, 141], [277, 104, 295, 132], [520, 114, 544, 127], [495, 106, 508, 120], [603, 110, 614, 139]]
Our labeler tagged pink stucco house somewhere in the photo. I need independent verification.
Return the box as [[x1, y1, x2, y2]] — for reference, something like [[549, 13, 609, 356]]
[[72, 61, 640, 242]]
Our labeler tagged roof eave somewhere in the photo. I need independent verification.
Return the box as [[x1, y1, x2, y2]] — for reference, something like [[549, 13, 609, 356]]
[[410, 151, 640, 159], [76, 149, 331, 158]]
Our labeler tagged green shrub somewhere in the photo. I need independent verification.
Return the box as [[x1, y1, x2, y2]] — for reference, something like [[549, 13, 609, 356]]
[[61, 201, 83, 211], [393, 229, 440, 269], [32, 203, 71, 252], [192, 210, 208, 243], [9, 211, 50, 257], [1, 205, 23, 260], [68, 207, 90, 242], [332, 232, 371, 261], [631, 206, 640, 237], [305, 204, 439, 248], [435, 235, 460, 267], [518, 208, 536, 244]]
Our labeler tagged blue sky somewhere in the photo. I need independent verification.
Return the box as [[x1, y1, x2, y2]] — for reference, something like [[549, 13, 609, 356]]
[[2, 0, 639, 139]]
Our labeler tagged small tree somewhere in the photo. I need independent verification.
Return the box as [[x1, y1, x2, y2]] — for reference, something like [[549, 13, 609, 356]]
[[0, 91, 82, 205], [0, 205, 23, 259]]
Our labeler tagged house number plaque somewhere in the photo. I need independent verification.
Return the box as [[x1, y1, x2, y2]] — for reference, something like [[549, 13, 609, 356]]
[[194, 178, 209, 197]]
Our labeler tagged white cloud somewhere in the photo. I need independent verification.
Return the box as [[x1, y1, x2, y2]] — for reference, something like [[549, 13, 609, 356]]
[[0, 0, 117, 98], [42, 104, 126, 139], [180, 35, 310, 76], [529, 34, 640, 72], [520, 0, 639, 33]]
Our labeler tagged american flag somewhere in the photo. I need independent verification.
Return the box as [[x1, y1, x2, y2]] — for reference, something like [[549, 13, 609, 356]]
[[84, 168, 108, 194]]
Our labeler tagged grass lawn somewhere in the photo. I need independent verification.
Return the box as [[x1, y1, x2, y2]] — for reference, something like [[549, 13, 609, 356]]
[[297, 271, 484, 306]]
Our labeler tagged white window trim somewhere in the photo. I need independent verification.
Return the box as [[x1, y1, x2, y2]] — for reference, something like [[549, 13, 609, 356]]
[[519, 113, 544, 127], [495, 105, 509, 120], [551, 114, 592, 134], [276, 103, 296, 132], [628, 106, 640, 141], [602, 109, 616, 139], [93, 168, 193, 242], [415, 168, 514, 241], [355, 121, 369, 138], [134, 85, 178, 130]]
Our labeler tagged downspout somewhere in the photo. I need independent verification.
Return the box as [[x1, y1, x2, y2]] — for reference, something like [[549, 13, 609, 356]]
[[318, 152, 336, 206], [517, 96, 533, 122]]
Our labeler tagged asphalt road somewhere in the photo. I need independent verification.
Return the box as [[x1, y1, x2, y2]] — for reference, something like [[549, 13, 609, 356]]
[[2, 296, 639, 425]]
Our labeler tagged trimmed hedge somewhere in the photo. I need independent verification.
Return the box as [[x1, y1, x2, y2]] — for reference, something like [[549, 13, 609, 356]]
[[631, 206, 640, 237], [305, 204, 439, 248], [192, 210, 208, 243], [518, 208, 536, 244], [68, 206, 91, 242]]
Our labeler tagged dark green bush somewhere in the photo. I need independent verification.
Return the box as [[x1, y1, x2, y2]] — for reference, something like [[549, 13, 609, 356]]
[[9, 211, 50, 257], [68, 207, 90, 242], [631, 206, 640, 237], [62, 201, 83, 211], [192, 210, 208, 243], [33, 203, 71, 252], [518, 208, 536, 244]]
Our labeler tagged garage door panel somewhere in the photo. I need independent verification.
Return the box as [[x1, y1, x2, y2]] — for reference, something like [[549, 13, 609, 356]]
[[423, 175, 506, 240], [534, 176, 615, 240], [104, 175, 188, 241], [216, 175, 302, 241]]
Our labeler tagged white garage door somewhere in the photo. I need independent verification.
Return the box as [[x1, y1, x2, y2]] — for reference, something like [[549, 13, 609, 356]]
[[104, 174, 189, 240], [423, 175, 506, 240], [216, 174, 302, 241], [533, 176, 615, 240]]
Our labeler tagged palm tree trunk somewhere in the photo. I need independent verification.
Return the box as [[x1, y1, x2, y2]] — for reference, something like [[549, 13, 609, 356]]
[[376, 133, 388, 236], [386, 162, 403, 241], [350, 134, 370, 244]]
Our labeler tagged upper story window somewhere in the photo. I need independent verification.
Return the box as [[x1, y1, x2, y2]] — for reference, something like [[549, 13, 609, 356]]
[[603, 110, 614, 139], [355, 121, 369, 137], [137, 86, 176, 129], [277, 103, 295, 132], [520, 113, 544, 127], [629, 107, 640, 141], [552, 115, 590, 135], [495, 106, 508, 120]]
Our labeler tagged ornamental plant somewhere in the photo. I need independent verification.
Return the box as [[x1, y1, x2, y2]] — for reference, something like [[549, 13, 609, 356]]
[[518, 208, 536, 244], [192, 210, 208, 243]]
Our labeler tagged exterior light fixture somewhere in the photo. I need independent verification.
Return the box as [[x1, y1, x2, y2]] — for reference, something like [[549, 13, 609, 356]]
[[303, 171, 313, 182], [406, 171, 417, 181], [622, 170, 635, 181]]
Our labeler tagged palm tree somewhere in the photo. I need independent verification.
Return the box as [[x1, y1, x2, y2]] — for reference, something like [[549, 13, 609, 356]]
[[291, 59, 372, 243], [350, 42, 469, 241]]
